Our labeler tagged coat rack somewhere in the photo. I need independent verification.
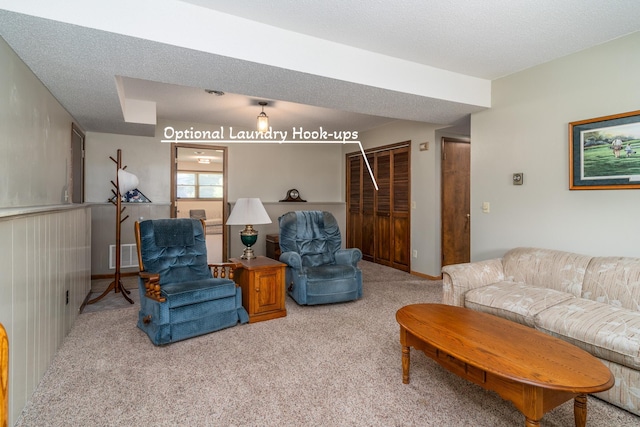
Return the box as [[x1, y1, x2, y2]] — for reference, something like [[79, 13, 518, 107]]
[[87, 149, 134, 305]]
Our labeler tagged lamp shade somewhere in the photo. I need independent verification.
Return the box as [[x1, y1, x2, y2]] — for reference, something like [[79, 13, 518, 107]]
[[257, 101, 269, 133], [226, 198, 272, 225], [257, 112, 269, 133], [117, 168, 139, 193]]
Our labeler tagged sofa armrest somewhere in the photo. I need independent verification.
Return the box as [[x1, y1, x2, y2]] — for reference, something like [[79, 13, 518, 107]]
[[441, 258, 505, 306], [335, 248, 362, 266], [280, 251, 302, 270], [139, 271, 165, 303]]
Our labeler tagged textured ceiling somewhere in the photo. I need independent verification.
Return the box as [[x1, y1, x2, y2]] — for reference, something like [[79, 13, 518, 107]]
[[0, 1, 638, 137]]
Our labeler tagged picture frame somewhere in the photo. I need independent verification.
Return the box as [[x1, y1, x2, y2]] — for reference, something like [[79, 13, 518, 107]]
[[569, 110, 640, 190], [108, 188, 152, 203]]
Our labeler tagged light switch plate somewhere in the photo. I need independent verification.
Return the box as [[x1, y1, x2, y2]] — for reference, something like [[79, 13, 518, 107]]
[[513, 173, 524, 185]]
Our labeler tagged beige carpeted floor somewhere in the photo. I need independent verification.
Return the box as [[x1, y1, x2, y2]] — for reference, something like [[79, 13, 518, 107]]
[[16, 261, 640, 426], [82, 276, 140, 313]]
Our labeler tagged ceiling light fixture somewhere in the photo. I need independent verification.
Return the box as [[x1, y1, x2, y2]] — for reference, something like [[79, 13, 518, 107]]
[[257, 101, 269, 133], [197, 158, 211, 164]]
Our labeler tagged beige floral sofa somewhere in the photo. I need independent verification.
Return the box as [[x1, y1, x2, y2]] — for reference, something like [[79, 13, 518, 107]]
[[441, 247, 640, 416]]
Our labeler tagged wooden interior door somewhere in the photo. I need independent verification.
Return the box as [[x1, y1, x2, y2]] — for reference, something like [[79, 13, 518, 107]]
[[362, 152, 376, 261], [441, 138, 470, 267], [346, 142, 410, 272], [347, 153, 376, 261], [347, 155, 362, 250], [391, 147, 410, 270], [375, 151, 392, 266]]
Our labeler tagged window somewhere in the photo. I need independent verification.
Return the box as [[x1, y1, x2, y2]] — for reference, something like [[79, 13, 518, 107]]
[[177, 172, 223, 199]]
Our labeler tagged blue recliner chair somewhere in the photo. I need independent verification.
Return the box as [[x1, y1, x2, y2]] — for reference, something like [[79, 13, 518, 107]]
[[134, 218, 249, 345], [278, 211, 363, 305]]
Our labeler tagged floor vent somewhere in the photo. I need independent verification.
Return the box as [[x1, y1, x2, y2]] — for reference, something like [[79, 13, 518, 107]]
[[109, 244, 137, 269]]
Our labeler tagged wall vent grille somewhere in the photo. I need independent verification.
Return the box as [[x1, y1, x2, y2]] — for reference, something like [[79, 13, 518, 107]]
[[109, 244, 137, 269]]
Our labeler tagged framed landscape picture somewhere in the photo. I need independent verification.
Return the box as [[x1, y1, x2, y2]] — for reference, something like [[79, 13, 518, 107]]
[[569, 110, 640, 190]]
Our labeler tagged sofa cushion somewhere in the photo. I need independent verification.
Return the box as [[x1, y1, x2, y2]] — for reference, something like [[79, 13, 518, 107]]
[[465, 281, 575, 327], [582, 256, 640, 311], [162, 278, 237, 309], [303, 264, 358, 281], [502, 247, 592, 297], [535, 298, 640, 370]]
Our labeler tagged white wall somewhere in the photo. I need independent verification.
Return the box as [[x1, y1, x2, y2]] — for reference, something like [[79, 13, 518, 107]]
[[0, 37, 91, 426], [226, 138, 344, 203], [471, 32, 640, 260], [85, 119, 344, 205], [0, 37, 73, 208], [85, 119, 347, 262], [358, 121, 443, 276], [85, 131, 171, 204]]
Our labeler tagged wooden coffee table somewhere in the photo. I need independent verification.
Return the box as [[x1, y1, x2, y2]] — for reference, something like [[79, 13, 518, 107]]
[[396, 304, 614, 427]]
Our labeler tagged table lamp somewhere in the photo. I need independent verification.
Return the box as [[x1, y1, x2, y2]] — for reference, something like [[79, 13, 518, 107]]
[[226, 198, 272, 259], [117, 168, 139, 194]]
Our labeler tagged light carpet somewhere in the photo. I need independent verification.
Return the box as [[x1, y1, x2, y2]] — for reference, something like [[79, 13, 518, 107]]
[[16, 261, 640, 426], [82, 276, 139, 314]]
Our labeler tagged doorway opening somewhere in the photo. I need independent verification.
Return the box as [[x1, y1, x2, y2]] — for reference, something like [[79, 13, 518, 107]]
[[71, 123, 85, 203], [171, 143, 228, 262]]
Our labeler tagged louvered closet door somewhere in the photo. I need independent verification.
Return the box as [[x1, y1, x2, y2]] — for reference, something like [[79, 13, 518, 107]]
[[391, 147, 410, 271], [346, 143, 410, 272], [361, 152, 376, 261], [347, 155, 362, 250], [375, 151, 392, 266]]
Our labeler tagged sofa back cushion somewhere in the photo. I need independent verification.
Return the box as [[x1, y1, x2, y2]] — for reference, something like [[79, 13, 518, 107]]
[[502, 247, 592, 297], [138, 219, 211, 285], [279, 211, 341, 267], [582, 257, 640, 311]]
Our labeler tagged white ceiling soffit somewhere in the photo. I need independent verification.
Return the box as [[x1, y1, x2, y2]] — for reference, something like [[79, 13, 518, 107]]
[[186, 0, 640, 80], [115, 76, 157, 126], [0, 0, 639, 136], [117, 76, 399, 133]]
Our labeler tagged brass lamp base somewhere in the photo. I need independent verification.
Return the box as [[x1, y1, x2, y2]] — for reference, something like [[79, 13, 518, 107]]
[[239, 225, 259, 260], [241, 247, 256, 260]]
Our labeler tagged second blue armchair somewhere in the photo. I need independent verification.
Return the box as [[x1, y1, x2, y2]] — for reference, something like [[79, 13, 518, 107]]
[[278, 211, 363, 305]]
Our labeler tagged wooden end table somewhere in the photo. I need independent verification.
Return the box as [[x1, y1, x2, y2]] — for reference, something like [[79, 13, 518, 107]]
[[230, 256, 287, 323], [396, 303, 614, 427]]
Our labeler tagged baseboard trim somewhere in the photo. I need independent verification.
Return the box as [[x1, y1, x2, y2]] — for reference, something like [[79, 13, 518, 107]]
[[410, 270, 442, 281]]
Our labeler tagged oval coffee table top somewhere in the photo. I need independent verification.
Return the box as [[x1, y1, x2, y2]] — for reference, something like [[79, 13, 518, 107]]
[[396, 303, 614, 393]]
